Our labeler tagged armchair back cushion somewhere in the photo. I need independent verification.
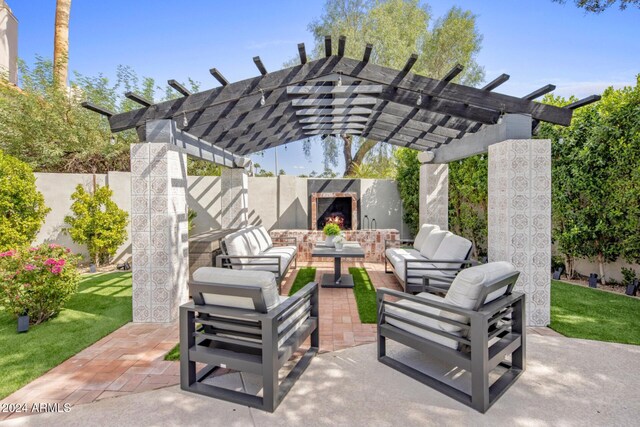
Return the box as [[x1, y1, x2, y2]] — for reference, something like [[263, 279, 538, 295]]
[[438, 261, 516, 332], [419, 229, 448, 259], [413, 224, 440, 250], [254, 226, 273, 252], [431, 233, 472, 269], [192, 267, 280, 311]]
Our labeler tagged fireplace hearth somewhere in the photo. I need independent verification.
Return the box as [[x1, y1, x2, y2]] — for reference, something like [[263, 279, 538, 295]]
[[311, 192, 358, 230]]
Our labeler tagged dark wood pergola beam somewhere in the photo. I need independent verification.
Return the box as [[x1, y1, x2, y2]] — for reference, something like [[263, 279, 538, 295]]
[[331, 57, 574, 126], [565, 95, 601, 110], [337, 35, 346, 57], [442, 64, 464, 82], [253, 56, 268, 76], [298, 43, 307, 64], [481, 74, 510, 91], [168, 79, 191, 97], [523, 84, 555, 100], [325, 35, 332, 57], [209, 68, 229, 86], [81, 101, 114, 117], [125, 92, 153, 107], [363, 43, 373, 63]]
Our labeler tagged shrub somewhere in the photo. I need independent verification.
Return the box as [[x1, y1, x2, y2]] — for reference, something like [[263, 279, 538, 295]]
[[0, 150, 50, 250], [65, 184, 129, 266], [621, 267, 637, 285], [394, 148, 420, 236], [0, 244, 81, 324], [323, 223, 341, 236]]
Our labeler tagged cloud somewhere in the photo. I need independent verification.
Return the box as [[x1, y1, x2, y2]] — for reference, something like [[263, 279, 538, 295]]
[[245, 39, 298, 50], [293, 165, 306, 170]]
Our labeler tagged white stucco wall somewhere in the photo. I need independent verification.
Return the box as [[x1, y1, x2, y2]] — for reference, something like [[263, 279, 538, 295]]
[[0, 1, 18, 85]]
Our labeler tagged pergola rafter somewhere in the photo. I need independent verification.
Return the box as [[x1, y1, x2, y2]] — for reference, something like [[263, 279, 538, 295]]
[[84, 36, 600, 160]]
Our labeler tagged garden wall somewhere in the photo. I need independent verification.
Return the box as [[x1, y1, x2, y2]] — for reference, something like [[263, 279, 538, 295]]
[[33, 173, 409, 263]]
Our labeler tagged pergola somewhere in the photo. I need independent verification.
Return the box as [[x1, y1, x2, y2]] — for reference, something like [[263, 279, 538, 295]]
[[84, 36, 598, 326]]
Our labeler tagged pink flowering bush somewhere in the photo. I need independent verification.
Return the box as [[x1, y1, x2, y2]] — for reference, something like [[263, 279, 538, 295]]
[[0, 244, 81, 325]]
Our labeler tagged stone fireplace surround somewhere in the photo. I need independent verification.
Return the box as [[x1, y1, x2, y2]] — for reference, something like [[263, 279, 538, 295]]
[[311, 192, 358, 231]]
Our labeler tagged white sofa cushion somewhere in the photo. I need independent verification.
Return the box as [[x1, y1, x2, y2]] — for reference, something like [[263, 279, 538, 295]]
[[192, 267, 280, 311], [244, 228, 262, 256], [387, 248, 455, 287], [413, 224, 440, 250], [439, 261, 516, 332], [419, 229, 448, 259], [242, 245, 297, 275], [385, 292, 460, 350], [253, 226, 273, 252], [431, 233, 472, 269]]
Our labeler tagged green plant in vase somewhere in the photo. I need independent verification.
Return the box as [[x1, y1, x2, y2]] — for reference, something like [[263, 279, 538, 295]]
[[323, 223, 341, 247]]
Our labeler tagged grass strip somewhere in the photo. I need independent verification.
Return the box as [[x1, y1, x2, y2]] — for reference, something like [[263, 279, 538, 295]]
[[288, 267, 317, 296], [349, 267, 378, 324]]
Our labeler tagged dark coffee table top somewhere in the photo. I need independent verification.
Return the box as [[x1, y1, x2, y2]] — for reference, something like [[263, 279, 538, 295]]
[[312, 242, 365, 258]]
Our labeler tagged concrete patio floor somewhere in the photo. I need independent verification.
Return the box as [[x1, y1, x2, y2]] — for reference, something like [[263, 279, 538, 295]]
[[3, 333, 639, 427]]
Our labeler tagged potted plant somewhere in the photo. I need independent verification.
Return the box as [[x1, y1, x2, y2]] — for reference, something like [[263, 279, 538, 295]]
[[334, 234, 346, 250], [323, 223, 341, 248]]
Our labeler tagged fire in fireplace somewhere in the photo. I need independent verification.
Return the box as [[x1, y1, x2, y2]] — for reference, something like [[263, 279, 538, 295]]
[[311, 192, 358, 230]]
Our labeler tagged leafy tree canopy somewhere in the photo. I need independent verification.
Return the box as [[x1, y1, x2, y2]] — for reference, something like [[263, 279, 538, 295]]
[[553, 0, 639, 12]]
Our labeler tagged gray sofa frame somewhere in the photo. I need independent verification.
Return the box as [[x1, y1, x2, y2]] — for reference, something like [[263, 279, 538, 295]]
[[384, 238, 476, 293], [217, 236, 298, 288], [180, 280, 319, 412], [376, 271, 525, 413]]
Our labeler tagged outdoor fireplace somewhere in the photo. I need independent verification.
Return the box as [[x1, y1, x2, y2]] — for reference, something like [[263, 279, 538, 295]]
[[311, 192, 358, 230]]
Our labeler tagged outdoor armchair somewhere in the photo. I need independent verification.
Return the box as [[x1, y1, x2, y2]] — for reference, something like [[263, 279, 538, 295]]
[[377, 261, 525, 413], [180, 267, 319, 412]]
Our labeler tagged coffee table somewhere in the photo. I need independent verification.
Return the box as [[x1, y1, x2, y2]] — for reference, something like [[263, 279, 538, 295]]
[[311, 242, 365, 288]]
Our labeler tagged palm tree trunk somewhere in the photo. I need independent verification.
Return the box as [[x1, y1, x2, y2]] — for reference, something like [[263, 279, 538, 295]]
[[53, 0, 72, 86]]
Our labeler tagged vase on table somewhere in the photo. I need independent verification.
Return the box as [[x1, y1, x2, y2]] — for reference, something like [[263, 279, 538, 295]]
[[325, 235, 335, 247], [335, 242, 344, 250]]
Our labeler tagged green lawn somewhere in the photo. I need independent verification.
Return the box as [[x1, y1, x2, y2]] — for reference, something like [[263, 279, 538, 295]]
[[288, 267, 317, 296], [550, 280, 640, 345], [349, 267, 377, 324], [0, 272, 132, 399]]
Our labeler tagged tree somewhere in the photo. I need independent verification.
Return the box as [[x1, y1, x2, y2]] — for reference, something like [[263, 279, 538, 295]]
[[552, 0, 639, 12], [0, 58, 200, 174], [305, 0, 484, 176], [65, 184, 129, 266], [53, 0, 72, 86], [394, 148, 420, 235], [0, 150, 50, 250], [537, 76, 640, 283], [448, 154, 488, 258]]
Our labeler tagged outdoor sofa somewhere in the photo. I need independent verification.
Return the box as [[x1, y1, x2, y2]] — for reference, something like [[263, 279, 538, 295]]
[[376, 261, 525, 413], [217, 226, 297, 288], [180, 267, 319, 412], [385, 224, 475, 293]]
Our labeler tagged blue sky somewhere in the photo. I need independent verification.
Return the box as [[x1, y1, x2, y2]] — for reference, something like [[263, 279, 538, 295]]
[[9, 0, 640, 175]]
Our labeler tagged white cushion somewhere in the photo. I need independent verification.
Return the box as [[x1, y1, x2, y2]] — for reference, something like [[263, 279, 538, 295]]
[[244, 228, 262, 256], [431, 233, 472, 269], [242, 245, 297, 275], [419, 230, 448, 259], [254, 226, 273, 252], [413, 224, 440, 250], [223, 230, 257, 270], [386, 248, 454, 287], [385, 293, 460, 350], [192, 267, 280, 311], [440, 262, 516, 332]]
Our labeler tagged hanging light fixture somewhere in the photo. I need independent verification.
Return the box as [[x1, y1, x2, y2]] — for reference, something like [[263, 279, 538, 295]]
[[337, 72, 342, 87], [259, 89, 266, 106], [416, 91, 423, 106], [183, 112, 188, 127]]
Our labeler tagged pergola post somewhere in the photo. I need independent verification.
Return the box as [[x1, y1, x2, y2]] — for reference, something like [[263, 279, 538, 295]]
[[419, 163, 449, 230], [130, 120, 189, 323], [220, 168, 249, 229], [488, 139, 551, 326]]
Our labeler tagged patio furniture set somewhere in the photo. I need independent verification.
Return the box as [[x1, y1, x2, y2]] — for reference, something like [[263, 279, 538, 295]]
[[179, 224, 526, 413]]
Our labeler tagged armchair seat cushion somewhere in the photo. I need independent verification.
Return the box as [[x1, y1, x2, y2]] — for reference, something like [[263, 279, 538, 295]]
[[386, 248, 455, 285], [192, 267, 280, 311], [385, 292, 460, 350]]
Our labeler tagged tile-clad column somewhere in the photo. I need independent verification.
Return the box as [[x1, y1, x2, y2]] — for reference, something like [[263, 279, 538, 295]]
[[419, 163, 449, 230], [221, 168, 249, 229], [488, 139, 551, 326], [130, 142, 189, 323]]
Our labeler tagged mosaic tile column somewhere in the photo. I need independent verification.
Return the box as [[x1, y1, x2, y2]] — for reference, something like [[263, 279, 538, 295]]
[[488, 139, 551, 326], [130, 142, 189, 323], [221, 168, 249, 229], [419, 163, 449, 230]]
